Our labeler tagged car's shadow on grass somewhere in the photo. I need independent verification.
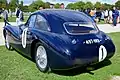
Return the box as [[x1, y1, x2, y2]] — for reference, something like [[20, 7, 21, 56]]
[[52, 60, 112, 76]]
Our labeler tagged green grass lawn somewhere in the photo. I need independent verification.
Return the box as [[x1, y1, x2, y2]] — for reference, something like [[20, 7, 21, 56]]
[[0, 16, 28, 22], [0, 32, 120, 80], [98, 20, 105, 24]]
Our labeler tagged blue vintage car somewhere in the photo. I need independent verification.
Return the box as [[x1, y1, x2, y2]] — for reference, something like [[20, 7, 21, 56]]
[[3, 9, 115, 72]]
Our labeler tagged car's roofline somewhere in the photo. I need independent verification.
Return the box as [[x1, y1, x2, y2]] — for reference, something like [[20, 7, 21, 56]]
[[30, 9, 96, 34], [31, 9, 84, 15]]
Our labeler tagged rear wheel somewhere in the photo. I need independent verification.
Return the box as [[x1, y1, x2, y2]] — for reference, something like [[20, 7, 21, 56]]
[[5, 32, 13, 50], [34, 42, 49, 72]]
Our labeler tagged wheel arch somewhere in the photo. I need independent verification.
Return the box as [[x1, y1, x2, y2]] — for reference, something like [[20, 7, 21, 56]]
[[31, 38, 50, 62], [3, 29, 11, 39], [31, 39, 41, 60]]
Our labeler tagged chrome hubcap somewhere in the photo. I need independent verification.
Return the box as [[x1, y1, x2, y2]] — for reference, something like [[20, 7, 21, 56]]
[[36, 46, 47, 69]]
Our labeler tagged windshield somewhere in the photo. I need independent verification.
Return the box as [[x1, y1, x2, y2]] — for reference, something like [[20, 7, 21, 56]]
[[63, 22, 98, 35]]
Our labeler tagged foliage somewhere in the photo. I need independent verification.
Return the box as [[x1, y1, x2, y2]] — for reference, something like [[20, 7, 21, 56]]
[[22, 6, 29, 12], [74, 1, 85, 9], [44, 2, 50, 9], [66, 1, 114, 10], [28, 0, 45, 12], [9, 0, 19, 12], [84, 2, 93, 9], [0, 0, 7, 9], [115, 1, 120, 9], [102, 3, 112, 10], [66, 3, 75, 9], [19, 1, 23, 10], [94, 2, 102, 9], [0, 0, 117, 12], [54, 3, 60, 9]]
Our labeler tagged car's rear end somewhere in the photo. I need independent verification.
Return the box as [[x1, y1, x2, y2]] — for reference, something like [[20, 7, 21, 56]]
[[47, 21, 115, 70], [41, 10, 115, 70], [62, 21, 115, 68]]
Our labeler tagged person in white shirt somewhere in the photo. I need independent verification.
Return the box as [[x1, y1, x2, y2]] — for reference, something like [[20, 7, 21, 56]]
[[18, 10, 24, 25], [104, 10, 109, 23], [15, 7, 20, 26], [109, 10, 113, 23], [2, 9, 8, 25]]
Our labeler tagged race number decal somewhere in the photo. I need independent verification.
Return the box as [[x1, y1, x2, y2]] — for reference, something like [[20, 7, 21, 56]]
[[22, 28, 28, 48], [99, 45, 107, 62]]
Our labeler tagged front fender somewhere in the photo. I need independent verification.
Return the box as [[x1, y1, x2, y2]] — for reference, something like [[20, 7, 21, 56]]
[[3, 25, 20, 39]]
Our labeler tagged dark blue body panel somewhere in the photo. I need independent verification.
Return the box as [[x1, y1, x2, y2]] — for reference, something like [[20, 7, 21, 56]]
[[3, 9, 115, 70], [30, 29, 115, 69]]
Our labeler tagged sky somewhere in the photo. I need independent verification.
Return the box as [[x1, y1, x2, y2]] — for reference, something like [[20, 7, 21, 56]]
[[8, 0, 118, 5]]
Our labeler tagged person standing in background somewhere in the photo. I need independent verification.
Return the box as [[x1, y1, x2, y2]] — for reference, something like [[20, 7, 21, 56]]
[[96, 8, 102, 23], [3, 8, 8, 26], [39, 6, 43, 10], [108, 9, 113, 23], [104, 9, 109, 23], [90, 9, 96, 21], [112, 7, 119, 26], [50, 4, 54, 9], [19, 9, 24, 25], [60, 3, 64, 9], [9, 9, 12, 17], [117, 9, 120, 23], [86, 8, 91, 16], [101, 10, 105, 21], [15, 7, 20, 25]]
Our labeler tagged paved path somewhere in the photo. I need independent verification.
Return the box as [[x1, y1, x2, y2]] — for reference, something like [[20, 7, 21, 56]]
[[0, 22, 120, 46], [0, 22, 5, 46], [98, 24, 120, 33]]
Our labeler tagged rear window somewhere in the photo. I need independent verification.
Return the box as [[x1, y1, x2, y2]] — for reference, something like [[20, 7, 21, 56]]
[[63, 22, 98, 35]]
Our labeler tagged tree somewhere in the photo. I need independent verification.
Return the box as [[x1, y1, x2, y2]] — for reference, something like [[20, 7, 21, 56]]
[[115, 1, 120, 9], [22, 5, 29, 12], [34, 0, 45, 9], [0, 0, 8, 9], [29, 1, 37, 12], [74, 1, 85, 9], [44, 2, 50, 8], [54, 3, 60, 8], [102, 3, 113, 10], [94, 2, 102, 9], [19, 1, 23, 10], [29, 0, 45, 12], [9, 0, 19, 12], [66, 3, 75, 9], [84, 2, 93, 9]]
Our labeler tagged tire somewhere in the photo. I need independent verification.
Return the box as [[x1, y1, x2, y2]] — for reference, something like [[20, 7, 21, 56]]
[[34, 42, 49, 72], [5, 31, 13, 50]]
